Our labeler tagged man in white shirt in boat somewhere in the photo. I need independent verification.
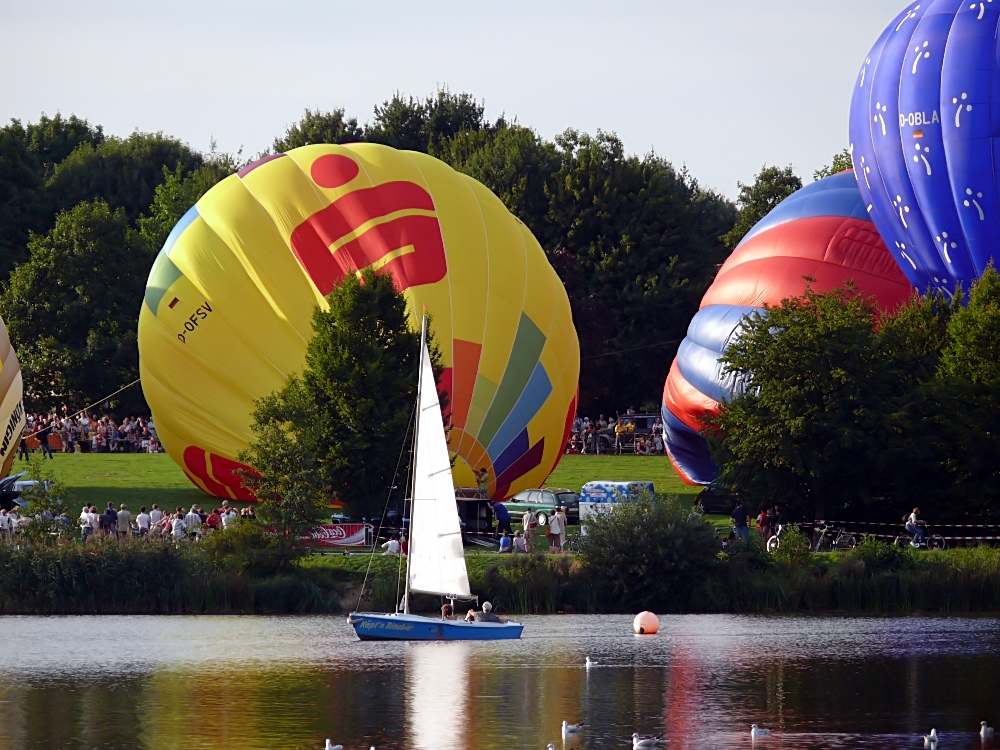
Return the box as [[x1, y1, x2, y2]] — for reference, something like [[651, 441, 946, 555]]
[[464, 601, 506, 623]]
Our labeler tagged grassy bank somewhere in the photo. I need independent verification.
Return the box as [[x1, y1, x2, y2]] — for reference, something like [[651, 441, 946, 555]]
[[0, 534, 344, 615], [303, 544, 1000, 616], [3, 537, 1000, 615]]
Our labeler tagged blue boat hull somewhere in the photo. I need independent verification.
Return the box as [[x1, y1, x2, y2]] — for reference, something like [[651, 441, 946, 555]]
[[348, 612, 523, 641]]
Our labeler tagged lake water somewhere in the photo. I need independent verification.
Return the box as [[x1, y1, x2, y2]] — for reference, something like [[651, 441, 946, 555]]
[[0, 614, 997, 750]]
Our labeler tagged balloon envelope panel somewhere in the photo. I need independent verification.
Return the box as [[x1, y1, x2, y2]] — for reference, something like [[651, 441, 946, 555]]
[[850, 0, 1000, 297], [0, 318, 24, 479], [138, 145, 579, 502], [662, 171, 913, 486]]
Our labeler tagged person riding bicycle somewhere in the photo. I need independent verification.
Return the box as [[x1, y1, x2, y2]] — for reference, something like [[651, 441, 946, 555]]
[[905, 507, 926, 547]]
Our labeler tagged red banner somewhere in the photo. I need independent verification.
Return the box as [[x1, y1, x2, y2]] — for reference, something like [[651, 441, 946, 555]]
[[304, 523, 368, 547]]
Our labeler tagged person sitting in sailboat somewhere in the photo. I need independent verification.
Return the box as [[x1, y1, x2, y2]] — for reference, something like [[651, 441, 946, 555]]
[[440, 604, 455, 620], [464, 601, 506, 623]]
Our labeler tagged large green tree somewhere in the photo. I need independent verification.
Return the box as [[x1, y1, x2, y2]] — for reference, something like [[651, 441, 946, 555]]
[[721, 164, 802, 250], [540, 131, 735, 412], [0, 200, 150, 413], [710, 284, 901, 520], [135, 159, 236, 252], [366, 90, 488, 153], [272, 108, 365, 152], [45, 132, 202, 222], [0, 130, 46, 276], [813, 148, 853, 181], [5, 113, 105, 179], [239, 269, 441, 520]]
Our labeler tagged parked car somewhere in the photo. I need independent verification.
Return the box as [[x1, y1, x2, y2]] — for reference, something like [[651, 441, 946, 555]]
[[504, 488, 580, 525], [695, 479, 739, 515], [0, 472, 30, 512]]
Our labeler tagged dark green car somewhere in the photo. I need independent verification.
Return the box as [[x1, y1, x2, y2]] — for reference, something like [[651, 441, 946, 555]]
[[504, 488, 580, 526]]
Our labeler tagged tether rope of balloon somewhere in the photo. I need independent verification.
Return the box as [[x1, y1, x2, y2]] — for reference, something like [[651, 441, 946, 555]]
[[21, 378, 142, 440], [356, 399, 417, 613]]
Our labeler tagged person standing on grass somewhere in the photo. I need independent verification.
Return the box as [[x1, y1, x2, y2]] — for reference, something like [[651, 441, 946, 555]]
[[149, 504, 162, 526], [730, 500, 749, 541], [205, 508, 222, 531], [548, 507, 564, 553], [522, 507, 537, 551], [184, 506, 202, 540], [555, 506, 569, 550], [136, 507, 150, 537], [171, 511, 187, 541], [37, 419, 54, 459], [116, 504, 132, 539]]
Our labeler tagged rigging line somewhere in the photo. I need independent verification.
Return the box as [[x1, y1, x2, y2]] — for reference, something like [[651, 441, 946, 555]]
[[356, 398, 417, 612], [23, 378, 142, 439], [581, 339, 682, 361]]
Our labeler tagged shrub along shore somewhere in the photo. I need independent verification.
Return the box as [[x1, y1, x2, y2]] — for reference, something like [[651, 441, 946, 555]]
[[3, 533, 1000, 616]]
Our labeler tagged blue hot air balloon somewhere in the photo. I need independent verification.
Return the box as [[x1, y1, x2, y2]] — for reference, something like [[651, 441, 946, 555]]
[[850, 0, 1000, 298]]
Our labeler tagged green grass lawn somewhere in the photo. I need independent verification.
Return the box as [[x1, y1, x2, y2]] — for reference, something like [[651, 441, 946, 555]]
[[546, 454, 697, 499], [16, 451, 701, 520], [15, 453, 213, 515]]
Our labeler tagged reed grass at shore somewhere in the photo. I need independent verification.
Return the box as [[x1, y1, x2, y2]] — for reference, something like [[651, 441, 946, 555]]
[[3, 535, 1000, 616]]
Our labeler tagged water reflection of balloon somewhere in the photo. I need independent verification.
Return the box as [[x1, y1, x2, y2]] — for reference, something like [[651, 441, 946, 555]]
[[850, 2, 1000, 295], [138, 144, 579, 502], [661, 172, 913, 486]]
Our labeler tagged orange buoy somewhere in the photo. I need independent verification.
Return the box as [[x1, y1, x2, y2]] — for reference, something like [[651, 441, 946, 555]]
[[633, 611, 659, 635]]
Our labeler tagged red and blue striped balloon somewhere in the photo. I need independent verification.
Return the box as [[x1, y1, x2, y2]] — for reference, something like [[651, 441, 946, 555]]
[[662, 171, 914, 486]]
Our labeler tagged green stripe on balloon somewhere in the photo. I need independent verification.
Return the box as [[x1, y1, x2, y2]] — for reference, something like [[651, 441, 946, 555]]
[[476, 314, 546, 450]]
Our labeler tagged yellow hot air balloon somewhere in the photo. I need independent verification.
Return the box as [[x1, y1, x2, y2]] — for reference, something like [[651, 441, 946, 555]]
[[0, 318, 25, 479], [138, 144, 579, 501]]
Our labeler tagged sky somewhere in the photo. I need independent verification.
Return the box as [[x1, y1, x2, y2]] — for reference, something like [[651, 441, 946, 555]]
[[1, 0, 908, 199]]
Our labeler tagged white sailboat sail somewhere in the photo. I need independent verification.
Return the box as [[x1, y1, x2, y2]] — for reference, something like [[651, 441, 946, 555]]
[[407, 331, 471, 598]]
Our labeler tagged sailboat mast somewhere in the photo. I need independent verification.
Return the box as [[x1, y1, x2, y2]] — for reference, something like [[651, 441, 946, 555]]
[[402, 316, 428, 615]]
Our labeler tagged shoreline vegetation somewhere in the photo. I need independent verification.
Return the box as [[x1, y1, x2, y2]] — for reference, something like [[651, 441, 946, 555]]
[[3, 529, 999, 617]]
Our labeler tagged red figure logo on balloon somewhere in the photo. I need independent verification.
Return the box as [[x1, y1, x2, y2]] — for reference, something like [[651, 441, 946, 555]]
[[290, 153, 448, 295]]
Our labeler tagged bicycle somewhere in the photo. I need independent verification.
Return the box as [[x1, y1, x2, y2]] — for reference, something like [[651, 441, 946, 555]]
[[893, 526, 946, 550], [766, 523, 810, 554], [812, 523, 857, 552]]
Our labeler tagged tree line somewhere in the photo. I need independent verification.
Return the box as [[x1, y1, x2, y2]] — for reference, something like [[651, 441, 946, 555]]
[[0, 92, 748, 416]]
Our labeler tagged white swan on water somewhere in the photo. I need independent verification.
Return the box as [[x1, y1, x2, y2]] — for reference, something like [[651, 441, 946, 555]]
[[562, 721, 584, 739], [923, 728, 938, 747], [586, 656, 593, 669], [751, 724, 770, 740], [324, 742, 342, 750], [547, 744, 556, 750], [632, 732, 665, 749], [982, 721, 996, 739]]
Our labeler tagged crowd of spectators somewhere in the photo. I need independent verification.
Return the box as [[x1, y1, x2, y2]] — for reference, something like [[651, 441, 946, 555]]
[[21, 411, 162, 458], [567, 410, 666, 455], [76, 502, 257, 542]]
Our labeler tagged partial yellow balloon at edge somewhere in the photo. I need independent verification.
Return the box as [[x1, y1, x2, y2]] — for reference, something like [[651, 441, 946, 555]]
[[138, 144, 580, 502]]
